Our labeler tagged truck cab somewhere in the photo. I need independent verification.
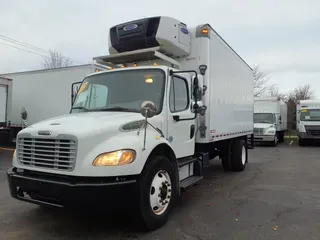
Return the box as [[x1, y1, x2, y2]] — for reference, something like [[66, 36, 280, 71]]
[[253, 97, 287, 146], [297, 100, 320, 146]]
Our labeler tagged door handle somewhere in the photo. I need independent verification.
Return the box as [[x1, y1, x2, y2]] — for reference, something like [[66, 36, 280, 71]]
[[190, 124, 195, 139], [173, 115, 180, 121]]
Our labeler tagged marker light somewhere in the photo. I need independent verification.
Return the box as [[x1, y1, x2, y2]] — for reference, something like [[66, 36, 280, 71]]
[[133, 63, 138, 67], [92, 149, 136, 166], [153, 63, 158, 66], [201, 28, 209, 34], [145, 78, 153, 83]]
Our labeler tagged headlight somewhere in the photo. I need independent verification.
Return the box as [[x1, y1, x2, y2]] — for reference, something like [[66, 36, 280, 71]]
[[13, 149, 16, 157], [92, 149, 136, 166], [267, 129, 275, 134]]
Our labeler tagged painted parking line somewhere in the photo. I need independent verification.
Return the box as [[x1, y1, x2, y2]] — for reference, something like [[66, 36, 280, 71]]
[[0, 147, 15, 151]]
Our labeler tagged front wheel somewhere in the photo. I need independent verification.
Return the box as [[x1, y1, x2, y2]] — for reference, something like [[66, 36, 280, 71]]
[[138, 155, 177, 230], [270, 135, 277, 147]]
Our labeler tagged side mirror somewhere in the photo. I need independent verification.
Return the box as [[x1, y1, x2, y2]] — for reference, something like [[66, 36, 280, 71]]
[[193, 76, 199, 87], [140, 101, 156, 119], [21, 107, 28, 120], [71, 81, 82, 106]]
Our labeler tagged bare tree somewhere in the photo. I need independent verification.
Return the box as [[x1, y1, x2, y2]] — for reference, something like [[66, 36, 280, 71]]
[[43, 50, 72, 69], [253, 65, 274, 97], [288, 84, 315, 101], [285, 84, 315, 131], [268, 85, 286, 100]]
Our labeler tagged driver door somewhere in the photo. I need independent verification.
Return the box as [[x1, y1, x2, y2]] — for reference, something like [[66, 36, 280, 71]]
[[166, 74, 196, 158]]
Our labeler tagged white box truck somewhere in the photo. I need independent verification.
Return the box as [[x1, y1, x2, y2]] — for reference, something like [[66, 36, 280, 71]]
[[296, 100, 320, 146], [7, 16, 254, 230], [253, 97, 287, 146], [0, 77, 12, 143], [0, 64, 106, 145]]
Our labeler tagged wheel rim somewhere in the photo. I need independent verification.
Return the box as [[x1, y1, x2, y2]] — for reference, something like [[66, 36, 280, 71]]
[[241, 146, 246, 165], [149, 170, 172, 216]]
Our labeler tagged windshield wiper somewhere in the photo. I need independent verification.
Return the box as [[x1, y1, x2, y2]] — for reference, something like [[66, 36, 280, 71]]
[[98, 106, 139, 113], [71, 106, 89, 112]]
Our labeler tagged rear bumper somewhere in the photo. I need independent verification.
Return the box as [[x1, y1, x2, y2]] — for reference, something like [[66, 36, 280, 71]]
[[254, 135, 275, 142], [7, 167, 139, 208]]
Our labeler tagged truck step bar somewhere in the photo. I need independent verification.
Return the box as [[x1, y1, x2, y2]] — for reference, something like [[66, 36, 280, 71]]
[[180, 176, 204, 190], [247, 134, 254, 149], [178, 156, 198, 168]]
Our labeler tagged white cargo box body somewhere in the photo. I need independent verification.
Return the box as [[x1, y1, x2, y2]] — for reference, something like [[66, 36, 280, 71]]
[[0, 77, 12, 125], [181, 26, 254, 143], [254, 97, 287, 131], [97, 21, 254, 144], [1, 64, 104, 126]]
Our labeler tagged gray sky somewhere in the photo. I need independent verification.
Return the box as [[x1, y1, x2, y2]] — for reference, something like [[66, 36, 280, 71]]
[[1, 0, 320, 97]]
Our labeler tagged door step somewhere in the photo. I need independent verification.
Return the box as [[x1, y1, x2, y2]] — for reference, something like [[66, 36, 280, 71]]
[[178, 157, 198, 168], [180, 176, 203, 190]]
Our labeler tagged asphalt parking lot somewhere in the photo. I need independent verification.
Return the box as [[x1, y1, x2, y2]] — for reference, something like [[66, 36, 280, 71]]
[[1, 142, 320, 240]]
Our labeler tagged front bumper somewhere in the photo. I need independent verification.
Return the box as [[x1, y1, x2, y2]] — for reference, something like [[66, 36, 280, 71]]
[[254, 135, 275, 142], [7, 167, 139, 208], [298, 132, 320, 140]]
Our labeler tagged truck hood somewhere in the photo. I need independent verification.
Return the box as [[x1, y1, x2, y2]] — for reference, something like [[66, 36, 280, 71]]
[[21, 112, 144, 138], [254, 123, 274, 129]]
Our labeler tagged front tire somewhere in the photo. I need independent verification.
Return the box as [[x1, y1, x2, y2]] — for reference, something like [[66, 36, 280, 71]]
[[298, 138, 306, 146], [270, 135, 277, 147], [138, 155, 177, 230]]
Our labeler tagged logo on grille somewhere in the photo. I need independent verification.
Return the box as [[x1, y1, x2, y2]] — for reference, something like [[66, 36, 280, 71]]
[[38, 130, 52, 136], [123, 24, 138, 31]]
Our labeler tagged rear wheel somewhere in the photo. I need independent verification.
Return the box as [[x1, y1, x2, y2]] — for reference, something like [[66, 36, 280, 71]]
[[138, 155, 177, 230], [220, 141, 232, 171], [278, 131, 285, 143], [231, 139, 247, 171]]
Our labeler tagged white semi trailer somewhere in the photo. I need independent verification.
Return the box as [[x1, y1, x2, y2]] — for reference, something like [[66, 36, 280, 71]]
[[0, 64, 106, 145], [253, 97, 287, 146], [7, 16, 254, 230], [296, 100, 320, 146]]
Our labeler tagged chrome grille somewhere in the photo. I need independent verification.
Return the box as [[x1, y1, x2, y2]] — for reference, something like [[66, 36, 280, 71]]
[[305, 125, 320, 136], [17, 137, 77, 171], [254, 128, 264, 135]]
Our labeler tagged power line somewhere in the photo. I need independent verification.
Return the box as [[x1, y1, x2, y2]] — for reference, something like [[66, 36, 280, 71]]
[[0, 35, 48, 54], [0, 34, 84, 64], [0, 41, 51, 59]]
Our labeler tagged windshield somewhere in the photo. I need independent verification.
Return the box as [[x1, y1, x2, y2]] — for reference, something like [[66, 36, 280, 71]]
[[300, 109, 320, 121], [254, 113, 275, 124], [71, 69, 165, 114]]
